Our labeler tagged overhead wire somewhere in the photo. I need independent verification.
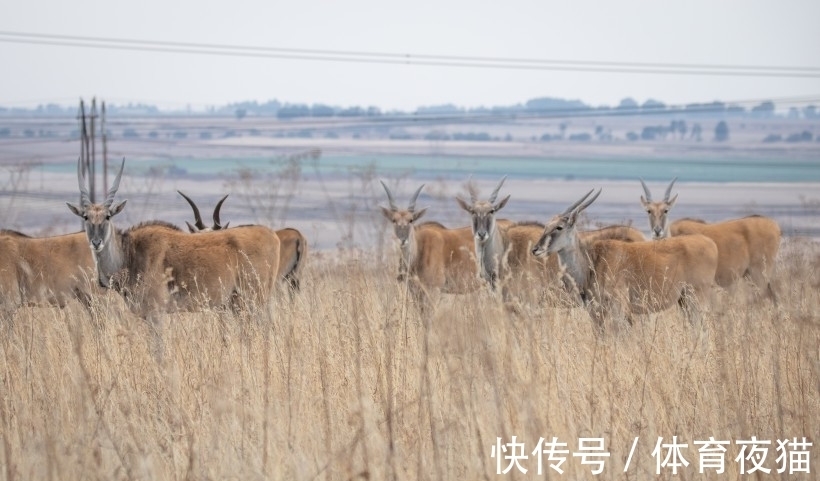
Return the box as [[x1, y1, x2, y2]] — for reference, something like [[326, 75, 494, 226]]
[[1, 30, 820, 78]]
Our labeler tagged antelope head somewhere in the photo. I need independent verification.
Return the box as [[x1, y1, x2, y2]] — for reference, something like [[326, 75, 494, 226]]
[[640, 177, 678, 239], [178, 191, 230, 233], [67, 157, 127, 253], [532, 188, 602, 257], [380, 180, 428, 247], [456, 176, 510, 244]]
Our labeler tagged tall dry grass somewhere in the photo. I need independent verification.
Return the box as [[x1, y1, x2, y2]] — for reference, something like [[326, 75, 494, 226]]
[[1, 238, 818, 480]]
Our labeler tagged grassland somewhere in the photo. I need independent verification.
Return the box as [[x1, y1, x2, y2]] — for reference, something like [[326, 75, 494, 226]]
[[1, 235, 818, 480]]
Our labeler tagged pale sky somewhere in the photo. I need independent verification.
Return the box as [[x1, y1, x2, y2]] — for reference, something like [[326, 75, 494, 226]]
[[1, 0, 819, 112]]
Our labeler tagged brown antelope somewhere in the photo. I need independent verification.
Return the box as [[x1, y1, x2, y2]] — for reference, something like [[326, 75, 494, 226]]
[[66, 159, 281, 319], [533, 189, 719, 329], [671, 217, 780, 301], [380, 180, 483, 305], [178, 190, 307, 295], [0, 229, 97, 314], [500, 219, 647, 305], [639, 178, 780, 300]]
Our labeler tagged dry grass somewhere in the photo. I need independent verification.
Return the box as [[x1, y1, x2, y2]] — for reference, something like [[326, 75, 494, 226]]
[[1, 239, 819, 480]]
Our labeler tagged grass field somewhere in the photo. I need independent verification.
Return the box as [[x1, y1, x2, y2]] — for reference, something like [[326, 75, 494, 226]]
[[1, 235, 818, 480]]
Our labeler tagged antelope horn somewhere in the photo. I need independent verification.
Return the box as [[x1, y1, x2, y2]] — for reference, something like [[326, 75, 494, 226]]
[[104, 158, 125, 207], [408, 184, 425, 212], [664, 177, 678, 202], [576, 188, 602, 214], [76, 156, 91, 206], [639, 178, 653, 201], [561, 189, 595, 216], [379, 180, 398, 211], [213, 194, 229, 230], [488, 175, 507, 204], [178, 190, 207, 231], [466, 175, 478, 204]]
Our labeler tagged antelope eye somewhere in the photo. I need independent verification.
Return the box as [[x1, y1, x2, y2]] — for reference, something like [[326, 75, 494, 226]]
[[646, 210, 651, 214], [556, 225, 563, 231], [663, 210, 669, 214]]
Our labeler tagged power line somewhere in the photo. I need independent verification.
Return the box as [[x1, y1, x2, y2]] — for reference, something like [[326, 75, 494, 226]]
[[2, 30, 820, 78]]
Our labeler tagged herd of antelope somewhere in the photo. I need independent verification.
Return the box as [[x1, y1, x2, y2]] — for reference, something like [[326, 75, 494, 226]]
[[1, 158, 307, 321], [1, 158, 781, 331], [381, 176, 781, 328]]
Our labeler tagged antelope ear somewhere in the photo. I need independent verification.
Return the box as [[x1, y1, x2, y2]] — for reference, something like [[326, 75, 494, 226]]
[[110, 200, 127, 217], [455, 197, 472, 213], [380, 206, 394, 220], [493, 194, 511, 212], [411, 207, 428, 222], [567, 210, 581, 226], [640, 195, 649, 206], [185, 221, 198, 233], [667, 194, 678, 208], [66, 202, 83, 218]]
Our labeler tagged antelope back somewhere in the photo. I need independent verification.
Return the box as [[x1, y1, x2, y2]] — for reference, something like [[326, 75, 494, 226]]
[[670, 215, 781, 287], [126, 223, 281, 310], [587, 234, 718, 314], [581, 225, 647, 243], [1, 232, 96, 308]]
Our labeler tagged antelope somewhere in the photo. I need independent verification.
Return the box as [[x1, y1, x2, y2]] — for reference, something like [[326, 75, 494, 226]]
[[639, 178, 780, 300], [0, 229, 97, 314], [639, 177, 678, 239], [496, 218, 647, 305], [178, 190, 308, 295], [533, 189, 719, 329], [66, 159, 281, 319], [380, 181, 429, 282], [379, 180, 482, 304], [456, 176, 512, 294]]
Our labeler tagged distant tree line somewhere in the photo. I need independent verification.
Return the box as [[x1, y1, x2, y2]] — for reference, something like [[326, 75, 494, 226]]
[[3, 97, 820, 120]]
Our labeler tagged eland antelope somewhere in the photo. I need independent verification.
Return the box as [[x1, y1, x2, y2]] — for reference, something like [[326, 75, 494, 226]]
[[457, 177, 648, 301], [456, 176, 513, 294], [380, 180, 483, 305], [640, 177, 678, 240], [67, 159, 281, 318], [178, 190, 308, 296], [533, 189, 719, 329], [0, 229, 97, 314], [639, 178, 780, 300]]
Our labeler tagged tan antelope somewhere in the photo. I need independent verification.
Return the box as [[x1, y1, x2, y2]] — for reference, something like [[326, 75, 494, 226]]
[[639, 177, 678, 239], [0, 229, 97, 315], [178, 190, 308, 295], [639, 178, 780, 300], [456, 177, 648, 301], [380, 180, 483, 305], [66, 159, 281, 319], [533, 189, 719, 329]]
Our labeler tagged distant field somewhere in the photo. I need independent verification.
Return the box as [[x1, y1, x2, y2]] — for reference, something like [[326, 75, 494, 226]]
[[1, 113, 819, 247]]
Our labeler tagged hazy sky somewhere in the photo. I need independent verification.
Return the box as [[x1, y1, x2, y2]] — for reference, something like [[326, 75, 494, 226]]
[[1, 0, 819, 111]]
